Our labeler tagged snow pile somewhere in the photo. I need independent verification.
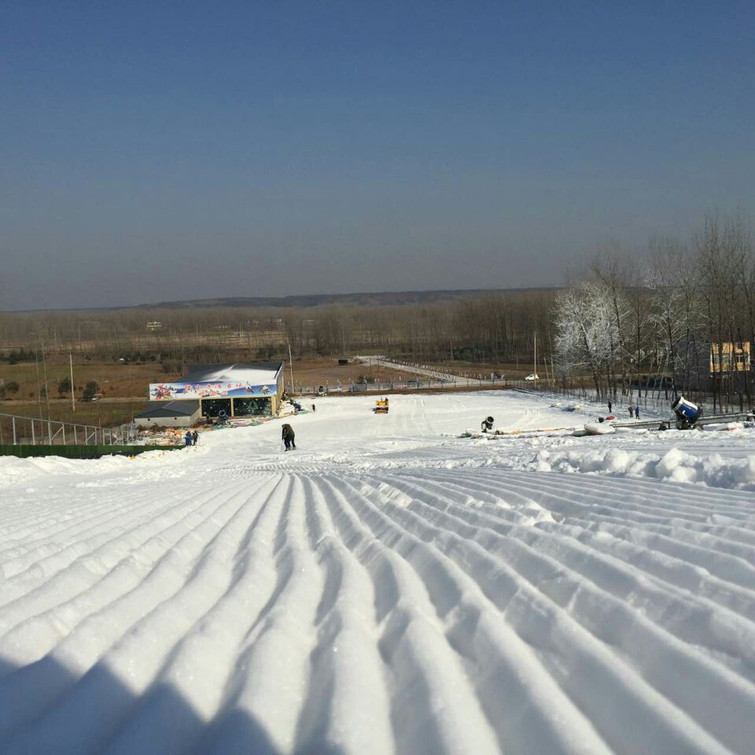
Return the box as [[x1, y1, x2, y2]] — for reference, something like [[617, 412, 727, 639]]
[[533, 445, 755, 490]]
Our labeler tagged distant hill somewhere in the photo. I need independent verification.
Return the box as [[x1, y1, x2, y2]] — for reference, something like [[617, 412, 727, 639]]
[[134, 288, 559, 310]]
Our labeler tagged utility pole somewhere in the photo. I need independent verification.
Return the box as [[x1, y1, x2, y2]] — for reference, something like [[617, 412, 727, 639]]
[[70, 351, 76, 413], [288, 341, 295, 395], [41, 343, 51, 421], [35, 351, 43, 419], [40, 343, 52, 444]]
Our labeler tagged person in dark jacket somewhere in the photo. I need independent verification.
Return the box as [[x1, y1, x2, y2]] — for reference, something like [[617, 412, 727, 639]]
[[184, 430, 193, 446], [192, 430, 199, 445], [282, 423, 296, 451]]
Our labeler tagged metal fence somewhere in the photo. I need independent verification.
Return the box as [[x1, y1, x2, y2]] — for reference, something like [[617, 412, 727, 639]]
[[0, 412, 136, 446]]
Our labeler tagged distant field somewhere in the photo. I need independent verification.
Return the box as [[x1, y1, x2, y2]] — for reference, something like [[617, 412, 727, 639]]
[[0, 360, 179, 402], [0, 400, 146, 433]]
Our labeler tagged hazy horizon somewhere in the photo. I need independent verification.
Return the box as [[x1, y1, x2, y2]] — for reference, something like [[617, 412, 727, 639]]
[[2, 1, 753, 311], [2, 284, 563, 315]]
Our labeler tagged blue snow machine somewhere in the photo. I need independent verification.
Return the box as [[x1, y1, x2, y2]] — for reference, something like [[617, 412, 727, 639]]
[[671, 395, 702, 429]]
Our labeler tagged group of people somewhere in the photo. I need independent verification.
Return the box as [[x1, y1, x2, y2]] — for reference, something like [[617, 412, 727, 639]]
[[185, 423, 297, 451], [282, 403, 318, 449], [607, 401, 641, 419]]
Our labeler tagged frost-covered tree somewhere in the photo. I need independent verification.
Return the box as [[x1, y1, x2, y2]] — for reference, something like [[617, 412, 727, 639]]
[[646, 237, 703, 393], [554, 280, 628, 396]]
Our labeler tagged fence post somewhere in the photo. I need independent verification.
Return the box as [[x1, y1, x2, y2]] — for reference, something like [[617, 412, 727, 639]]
[[12, 416, 16, 445]]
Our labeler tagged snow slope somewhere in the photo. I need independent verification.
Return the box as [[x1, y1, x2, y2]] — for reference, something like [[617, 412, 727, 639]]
[[1, 391, 755, 754]]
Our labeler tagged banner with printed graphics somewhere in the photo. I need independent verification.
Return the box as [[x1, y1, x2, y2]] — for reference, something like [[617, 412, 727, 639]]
[[149, 381, 277, 401]]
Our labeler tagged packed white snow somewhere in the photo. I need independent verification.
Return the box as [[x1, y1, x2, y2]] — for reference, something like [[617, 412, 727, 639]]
[[1, 390, 755, 754]]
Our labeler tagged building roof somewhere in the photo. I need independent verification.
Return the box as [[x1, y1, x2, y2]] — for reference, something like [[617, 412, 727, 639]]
[[135, 400, 200, 419], [180, 362, 284, 384]]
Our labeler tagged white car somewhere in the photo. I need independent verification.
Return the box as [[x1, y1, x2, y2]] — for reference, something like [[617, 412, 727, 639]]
[[524, 373, 539, 381]]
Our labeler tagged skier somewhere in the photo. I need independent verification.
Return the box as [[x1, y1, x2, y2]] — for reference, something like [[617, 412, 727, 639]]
[[311, 404, 316, 412], [192, 430, 199, 445], [481, 416, 494, 433], [282, 423, 296, 451], [634, 405, 640, 420], [184, 430, 193, 446]]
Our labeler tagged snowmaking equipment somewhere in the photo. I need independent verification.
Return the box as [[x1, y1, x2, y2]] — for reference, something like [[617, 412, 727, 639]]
[[671, 395, 702, 429]]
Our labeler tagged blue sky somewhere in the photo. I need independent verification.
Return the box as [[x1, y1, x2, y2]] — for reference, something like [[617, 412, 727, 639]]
[[2, 1, 753, 309]]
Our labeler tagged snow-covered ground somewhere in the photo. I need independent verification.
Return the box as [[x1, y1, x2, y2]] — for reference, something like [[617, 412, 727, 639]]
[[1, 391, 755, 754]]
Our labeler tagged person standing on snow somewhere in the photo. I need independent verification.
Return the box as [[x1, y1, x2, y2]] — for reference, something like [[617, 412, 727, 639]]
[[184, 430, 193, 446], [635, 405, 640, 420], [282, 423, 296, 451], [192, 430, 199, 445], [607, 400, 612, 413], [628, 406, 634, 419]]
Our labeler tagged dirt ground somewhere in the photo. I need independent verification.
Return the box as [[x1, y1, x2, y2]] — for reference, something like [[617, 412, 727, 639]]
[[287, 357, 409, 391], [0, 356, 530, 426], [0, 400, 147, 439], [0, 359, 180, 402]]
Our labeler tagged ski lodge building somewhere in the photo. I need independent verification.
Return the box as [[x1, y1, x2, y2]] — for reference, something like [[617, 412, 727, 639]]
[[136, 362, 286, 426]]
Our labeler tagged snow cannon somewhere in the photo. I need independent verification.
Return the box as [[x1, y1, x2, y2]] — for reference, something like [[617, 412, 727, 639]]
[[671, 395, 702, 429]]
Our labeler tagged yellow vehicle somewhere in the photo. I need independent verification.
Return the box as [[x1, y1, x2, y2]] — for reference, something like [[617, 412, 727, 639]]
[[374, 397, 389, 414]]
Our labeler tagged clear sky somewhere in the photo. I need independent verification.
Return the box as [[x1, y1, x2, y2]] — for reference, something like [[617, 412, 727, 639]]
[[2, 0, 753, 310]]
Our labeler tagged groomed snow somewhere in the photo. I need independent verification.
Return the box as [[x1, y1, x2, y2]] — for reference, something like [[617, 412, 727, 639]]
[[1, 391, 755, 754]]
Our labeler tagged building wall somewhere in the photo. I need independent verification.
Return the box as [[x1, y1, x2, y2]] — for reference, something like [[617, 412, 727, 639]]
[[135, 410, 200, 428], [709, 342, 751, 375]]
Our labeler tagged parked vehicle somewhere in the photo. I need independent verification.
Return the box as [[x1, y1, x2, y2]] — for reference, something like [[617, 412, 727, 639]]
[[373, 397, 389, 414], [524, 374, 539, 381]]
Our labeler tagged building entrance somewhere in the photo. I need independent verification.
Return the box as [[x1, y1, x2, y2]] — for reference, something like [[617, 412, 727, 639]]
[[233, 397, 272, 417], [201, 398, 232, 418]]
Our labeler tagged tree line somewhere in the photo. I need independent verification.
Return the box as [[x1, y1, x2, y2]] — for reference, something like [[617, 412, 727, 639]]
[[554, 215, 754, 411], [0, 292, 558, 371]]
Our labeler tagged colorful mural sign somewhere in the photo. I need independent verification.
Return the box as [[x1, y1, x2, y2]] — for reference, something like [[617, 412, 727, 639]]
[[149, 381, 277, 401]]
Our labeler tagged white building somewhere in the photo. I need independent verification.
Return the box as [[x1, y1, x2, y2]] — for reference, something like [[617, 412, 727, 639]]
[[147, 362, 286, 419]]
